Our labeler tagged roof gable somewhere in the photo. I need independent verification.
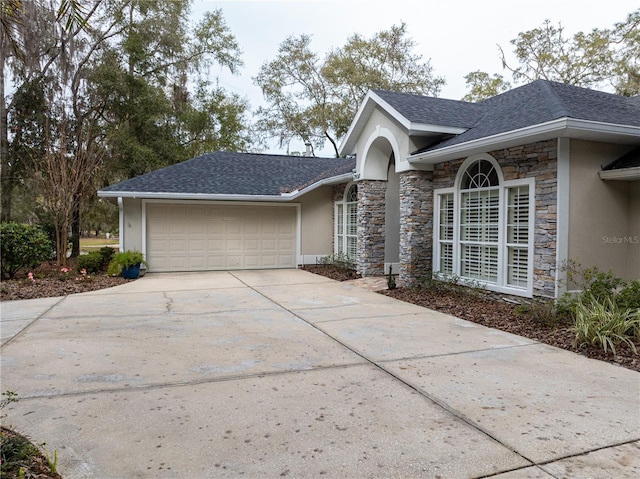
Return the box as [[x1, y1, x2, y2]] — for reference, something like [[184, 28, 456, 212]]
[[99, 152, 355, 199]]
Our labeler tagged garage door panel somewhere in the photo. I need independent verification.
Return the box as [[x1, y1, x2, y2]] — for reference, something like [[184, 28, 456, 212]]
[[147, 204, 297, 272]]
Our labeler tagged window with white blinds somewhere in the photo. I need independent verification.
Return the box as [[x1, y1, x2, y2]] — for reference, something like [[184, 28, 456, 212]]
[[506, 185, 530, 288], [434, 157, 534, 296], [438, 193, 454, 274], [335, 184, 358, 262]]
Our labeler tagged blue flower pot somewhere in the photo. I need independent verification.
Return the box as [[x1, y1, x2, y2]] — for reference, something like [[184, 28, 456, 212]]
[[121, 263, 141, 279]]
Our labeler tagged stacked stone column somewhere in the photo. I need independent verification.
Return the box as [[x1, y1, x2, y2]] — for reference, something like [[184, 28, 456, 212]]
[[356, 180, 386, 276], [399, 170, 433, 286]]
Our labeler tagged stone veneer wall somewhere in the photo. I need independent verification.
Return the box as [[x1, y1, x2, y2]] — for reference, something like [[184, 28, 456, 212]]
[[432, 139, 558, 297], [399, 171, 434, 286], [356, 180, 386, 276]]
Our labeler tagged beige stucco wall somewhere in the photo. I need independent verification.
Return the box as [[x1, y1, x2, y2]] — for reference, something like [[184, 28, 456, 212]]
[[298, 185, 334, 258], [628, 182, 640, 279], [568, 140, 637, 280], [355, 108, 432, 178], [121, 198, 143, 253]]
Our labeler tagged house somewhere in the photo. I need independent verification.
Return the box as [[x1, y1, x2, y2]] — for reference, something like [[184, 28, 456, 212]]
[[99, 80, 640, 298]]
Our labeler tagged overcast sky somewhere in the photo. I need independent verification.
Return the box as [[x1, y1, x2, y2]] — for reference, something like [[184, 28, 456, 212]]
[[191, 0, 635, 155]]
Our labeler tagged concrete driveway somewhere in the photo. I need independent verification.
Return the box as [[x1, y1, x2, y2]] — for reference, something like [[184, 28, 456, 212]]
[[1, 270, 638, 478]]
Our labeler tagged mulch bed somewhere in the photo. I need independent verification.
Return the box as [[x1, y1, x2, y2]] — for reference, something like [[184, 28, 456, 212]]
[[1, 259, 130, 301], [302, 264, 361, 281], [0, 426, 62, 479]]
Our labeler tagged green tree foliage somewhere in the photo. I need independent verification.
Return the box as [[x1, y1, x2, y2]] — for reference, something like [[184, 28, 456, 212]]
[[462, 71, 511, 102], [464, 9, 639, 101], [0, 222, 51, 279], [255, 23, 445, 157], [2, 0, 251, 265]]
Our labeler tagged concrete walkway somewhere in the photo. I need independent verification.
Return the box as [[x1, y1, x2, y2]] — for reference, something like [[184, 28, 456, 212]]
[[1, 270, 638, 478]]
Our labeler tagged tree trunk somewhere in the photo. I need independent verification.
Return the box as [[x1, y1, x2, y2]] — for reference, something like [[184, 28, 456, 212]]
[[0, 34, 12, 222], [71, 204, 80, 257]]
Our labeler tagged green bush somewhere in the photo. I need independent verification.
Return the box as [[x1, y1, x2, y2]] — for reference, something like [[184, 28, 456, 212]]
[[616, 280, 640, 311], [0, 222, 52, 279], [78, 251, 104, 274], [573, 294, 640, 355], [98, 246, 115, 265]]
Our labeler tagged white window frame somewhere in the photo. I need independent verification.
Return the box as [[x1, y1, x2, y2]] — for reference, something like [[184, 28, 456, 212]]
[[433, 155, 535, 297], [334, 183, 358, 261]]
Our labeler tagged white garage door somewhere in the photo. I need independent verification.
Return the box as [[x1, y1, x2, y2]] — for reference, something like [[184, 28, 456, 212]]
[[146, 203, 297, 272]]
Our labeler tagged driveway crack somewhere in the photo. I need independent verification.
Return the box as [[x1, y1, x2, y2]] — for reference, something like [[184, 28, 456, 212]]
[[163, 291, 174, 313]]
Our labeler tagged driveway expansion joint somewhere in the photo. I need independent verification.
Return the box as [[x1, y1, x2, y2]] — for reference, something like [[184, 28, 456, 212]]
[[238, 276, 541, 472], [0, 296, 66, 347]]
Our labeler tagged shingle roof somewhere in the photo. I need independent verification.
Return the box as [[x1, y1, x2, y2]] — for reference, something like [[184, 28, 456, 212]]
[[603, 146, 640, 170], [100, 151, 355, 196], [384, 80, 640, 154], [371, 89, 485, 128]]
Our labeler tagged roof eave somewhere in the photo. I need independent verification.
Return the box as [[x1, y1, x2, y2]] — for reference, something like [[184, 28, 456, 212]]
[[408, 123, 467, 136], [599, 166, 640, 181], [97, 172, 354, 202], [408, 118, 640, 165]]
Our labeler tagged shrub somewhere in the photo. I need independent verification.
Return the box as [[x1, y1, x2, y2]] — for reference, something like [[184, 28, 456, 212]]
[[78, 251, 104, 274], [573, 294, 640, 355], [0, 222, 51, 279], [616, 280, 640, 311], [515, 299, 568, 327], [317, 252, 355, 271], [98, 246, 115, 265]]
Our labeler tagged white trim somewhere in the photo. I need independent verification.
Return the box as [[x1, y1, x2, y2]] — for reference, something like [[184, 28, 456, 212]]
[[556, 138, 571, 297], [98, 173, 354, 201], [598, 166, 640, 181], [455, 154, 505, 189], [296, 204, 302, 267], [117, 197, 124, 252], [503, 177, 535, 298], [408, 118, 640, 165], [432, 187, 455, 276], [141, 200, 147, 259]]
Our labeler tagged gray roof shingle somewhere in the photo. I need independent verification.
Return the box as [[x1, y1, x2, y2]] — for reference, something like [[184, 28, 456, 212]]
[[374, 80, 640, 155], [372, 89, 485, 128], [100, 151, 355, 196]]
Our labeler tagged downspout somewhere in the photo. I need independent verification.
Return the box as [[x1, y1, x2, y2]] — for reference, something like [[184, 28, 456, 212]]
[[118, 197, 124, 252]]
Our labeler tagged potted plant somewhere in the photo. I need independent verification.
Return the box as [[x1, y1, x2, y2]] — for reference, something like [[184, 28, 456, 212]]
[[107, 250, 146, 279]]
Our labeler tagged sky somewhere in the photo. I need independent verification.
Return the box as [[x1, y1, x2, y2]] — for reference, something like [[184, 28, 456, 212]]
[[190, 0, 635, 155]]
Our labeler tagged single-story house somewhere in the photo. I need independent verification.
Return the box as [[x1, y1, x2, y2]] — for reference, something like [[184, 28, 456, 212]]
[[99, 79, 640, 298]]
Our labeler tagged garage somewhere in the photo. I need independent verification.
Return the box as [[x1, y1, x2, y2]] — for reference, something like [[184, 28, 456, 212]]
[[98, 151, 355, 272], [146, 202, 297, 272]]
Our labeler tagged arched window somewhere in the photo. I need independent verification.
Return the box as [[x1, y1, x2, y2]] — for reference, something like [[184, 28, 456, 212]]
[[335, 184, 358, 261], [434, 155, 534, 296]]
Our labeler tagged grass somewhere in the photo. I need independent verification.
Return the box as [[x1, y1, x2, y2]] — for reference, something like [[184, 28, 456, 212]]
[[80, 236, 118, 253]]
